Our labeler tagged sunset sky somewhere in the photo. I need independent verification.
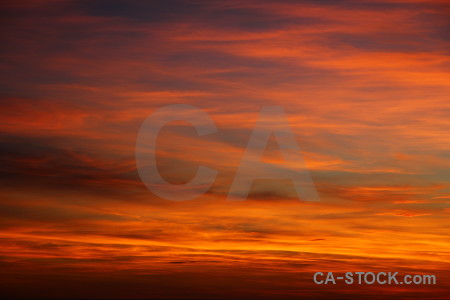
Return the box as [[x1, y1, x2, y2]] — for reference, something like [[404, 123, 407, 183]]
[[1, 0, 449, 299]]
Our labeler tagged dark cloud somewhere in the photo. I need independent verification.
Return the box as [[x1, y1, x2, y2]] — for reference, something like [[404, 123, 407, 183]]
[[78, 0, 204, 23], [0, 202, 132, 222], [0, 134, 141, 196]]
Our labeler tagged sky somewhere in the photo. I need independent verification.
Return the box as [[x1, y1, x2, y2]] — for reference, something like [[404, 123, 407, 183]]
[[0, 0, 449, 299]]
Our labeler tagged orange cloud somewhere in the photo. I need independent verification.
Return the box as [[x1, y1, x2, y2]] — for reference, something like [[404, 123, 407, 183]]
[[1, 0, 449, 299]]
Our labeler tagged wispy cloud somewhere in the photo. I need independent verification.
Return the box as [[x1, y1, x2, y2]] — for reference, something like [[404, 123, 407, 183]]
[[1, 0, 449, 299]]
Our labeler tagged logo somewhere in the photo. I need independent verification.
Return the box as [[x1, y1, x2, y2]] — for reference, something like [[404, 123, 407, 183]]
[[136, 104, 319, 202]]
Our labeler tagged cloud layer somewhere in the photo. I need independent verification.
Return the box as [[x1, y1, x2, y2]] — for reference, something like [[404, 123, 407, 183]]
[[0, 0, 449, 299]]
